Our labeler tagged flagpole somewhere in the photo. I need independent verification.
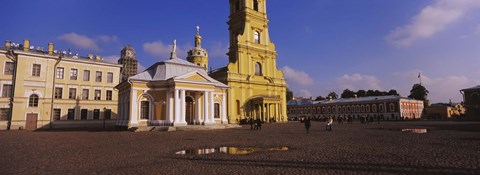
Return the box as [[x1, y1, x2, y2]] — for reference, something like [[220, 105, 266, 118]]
[[418, 72, 422, 85]]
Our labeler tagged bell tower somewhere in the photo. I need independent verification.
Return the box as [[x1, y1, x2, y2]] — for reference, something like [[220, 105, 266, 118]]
[[214, 0, 287, 123], [118, 45, 138, 82], [187, 26, 209, 71]]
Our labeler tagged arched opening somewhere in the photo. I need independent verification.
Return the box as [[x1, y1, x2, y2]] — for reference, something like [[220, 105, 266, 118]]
[[255, 62, 262, 76], [214, 103, 220, 119], [140, 101, 150, 120], [253, 0, 259, 11], [185, 96, 195, 124], [254, 31, 260, 44], [236, 100, 241, 115], [29, 94, 39, 107]]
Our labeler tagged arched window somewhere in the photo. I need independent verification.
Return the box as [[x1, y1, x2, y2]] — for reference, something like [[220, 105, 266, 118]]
[[253, 0, 259, 11], [255, 62, 262, 76], [390, 103, 395, 112], [29, 94, 39, 107], [140, 101, 150, 120], [254, 31, 260, 44], [372, 104, 377, 112]]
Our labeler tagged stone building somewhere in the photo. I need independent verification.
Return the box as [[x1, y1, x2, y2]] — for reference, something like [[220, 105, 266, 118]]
[[461, 85, 480, 120], [118, 45, 138, 82], [211, 0, 288, 123], [287, 96, 424, 121], [116, 37, 229, 128], [0, 40, 121, 130]]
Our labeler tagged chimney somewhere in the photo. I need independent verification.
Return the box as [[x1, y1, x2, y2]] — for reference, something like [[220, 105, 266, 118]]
[[48, 43, 54, 55], [88, 54, 94, 59], [23, 39, 30, 51], [5, 40, 11, 49]]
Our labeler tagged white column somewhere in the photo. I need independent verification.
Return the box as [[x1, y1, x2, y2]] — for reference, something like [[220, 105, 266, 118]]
[[174, 89, 180, 123], [180, 90, 187, 124], [210, 91, 215, 123], [129, 89, 138, 126], [195, 93, 201, 124], [204, 91, 210, 124], [165, 90, 171, 124], [222, 92, 228, 124]]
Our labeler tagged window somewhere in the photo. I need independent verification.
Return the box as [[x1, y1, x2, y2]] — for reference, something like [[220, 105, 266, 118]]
[[361, 105, 365, 112], [366, 105, 371, 112], [236, 100, 240, 115], [83, 70, 90, 81], [68, 109, 75, 120], [70, 68, 78, 80], [69, 88, 76, 99], [95, 71, 102, 82], [29, 94, 39, 107], [390, 103, 395, 112], [0, 108, 9, 121], [54, 88, 63, 99], [255, 62, 262, 76], [106, 90, 113, 101], [140, 101, 150, 119], [373, 105, 377, 112], [4, 62, 14, 75], [254, 31, 260, 44], [253, 0, 259, 11], [93, 109, 100, 120], [104, 109, 112, 120], [379, 104, 384, 112], [56, 67, 64, 79], [2, 84, 12, 97], [107, 72, 113, 83], [94, 90, 101, 100], [82, 89, 89, 100], [32, 64, 41, 77], [53, 109, 61, 121], [81, 109, 88, 120]]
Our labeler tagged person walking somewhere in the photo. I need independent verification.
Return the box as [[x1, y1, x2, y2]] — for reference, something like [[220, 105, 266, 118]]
[[304, 117, 311, 134], [249, 118, 254, 130], [326, 116, 333, 131], [256, 119, 262, 130]]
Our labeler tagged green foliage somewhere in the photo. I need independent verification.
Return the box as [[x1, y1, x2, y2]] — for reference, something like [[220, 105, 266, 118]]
[[408, 84, 429, 101], [286, 87, 293, 101], [328, 92, 338, 99]]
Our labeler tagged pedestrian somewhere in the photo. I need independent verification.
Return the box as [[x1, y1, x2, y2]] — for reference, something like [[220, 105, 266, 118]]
[[256, 119, 262, 130], [304, 117, 311, 134], [326, 116, 333, 131], [249, 118, 254, 130]]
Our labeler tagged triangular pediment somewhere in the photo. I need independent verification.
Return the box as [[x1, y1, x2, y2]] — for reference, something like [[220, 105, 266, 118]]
[[175, 71, 214, 83]]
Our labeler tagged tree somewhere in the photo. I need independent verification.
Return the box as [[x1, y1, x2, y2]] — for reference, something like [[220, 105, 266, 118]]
[[408, 84, 429, 101], [341, 89, 356, 98], [387, 89, 400, 96], [356, 90, 367, 97], [314, 96, 326, 101], [366, 90, 375, 96], [286, 88, 293, 101], [327, 92, 338, 99]]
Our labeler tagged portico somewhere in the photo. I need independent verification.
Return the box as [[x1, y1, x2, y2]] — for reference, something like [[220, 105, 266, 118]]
[[249, 96, 283, 123]]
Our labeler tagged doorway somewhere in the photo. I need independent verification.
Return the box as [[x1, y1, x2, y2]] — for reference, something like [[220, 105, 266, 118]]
[[185, 96, 195, 125], [25, 113, 38, 130]]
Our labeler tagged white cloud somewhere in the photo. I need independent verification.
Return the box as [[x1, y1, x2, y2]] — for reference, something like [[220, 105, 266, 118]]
[[395, 70, 472, 103], [336, 74, 382, 91], [58, 33, 100, 51], [281, 66, 314, 86], [143, 40, 187, 59], [207, 41, 228, 58], [98, 35, 119, 43], [386, 0, 480, 47], [102, 55, 118, 64], [298, 89, 312, 98]]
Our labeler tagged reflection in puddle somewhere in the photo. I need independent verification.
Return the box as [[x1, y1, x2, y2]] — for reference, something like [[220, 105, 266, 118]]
[[175, 147, 289, 155], [402, 128, 427, 133]]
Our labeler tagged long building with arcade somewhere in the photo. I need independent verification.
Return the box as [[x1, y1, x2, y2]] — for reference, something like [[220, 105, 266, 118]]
[[287, 96, 424, 121]]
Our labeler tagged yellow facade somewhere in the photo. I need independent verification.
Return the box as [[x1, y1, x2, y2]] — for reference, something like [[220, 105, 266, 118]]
[[212, 0, 287, 123], [0, 40, 121, 130]]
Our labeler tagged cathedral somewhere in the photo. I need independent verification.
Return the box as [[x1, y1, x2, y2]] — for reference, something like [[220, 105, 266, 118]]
[[116, 0, 287, 128]]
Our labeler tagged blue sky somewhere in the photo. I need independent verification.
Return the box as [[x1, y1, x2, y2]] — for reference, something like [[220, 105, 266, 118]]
[[2, 0, 479, 103]]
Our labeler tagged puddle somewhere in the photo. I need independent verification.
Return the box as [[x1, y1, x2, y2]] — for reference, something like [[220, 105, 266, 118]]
[[402, 128, 427, 134], [175, 147, 289, 155]]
